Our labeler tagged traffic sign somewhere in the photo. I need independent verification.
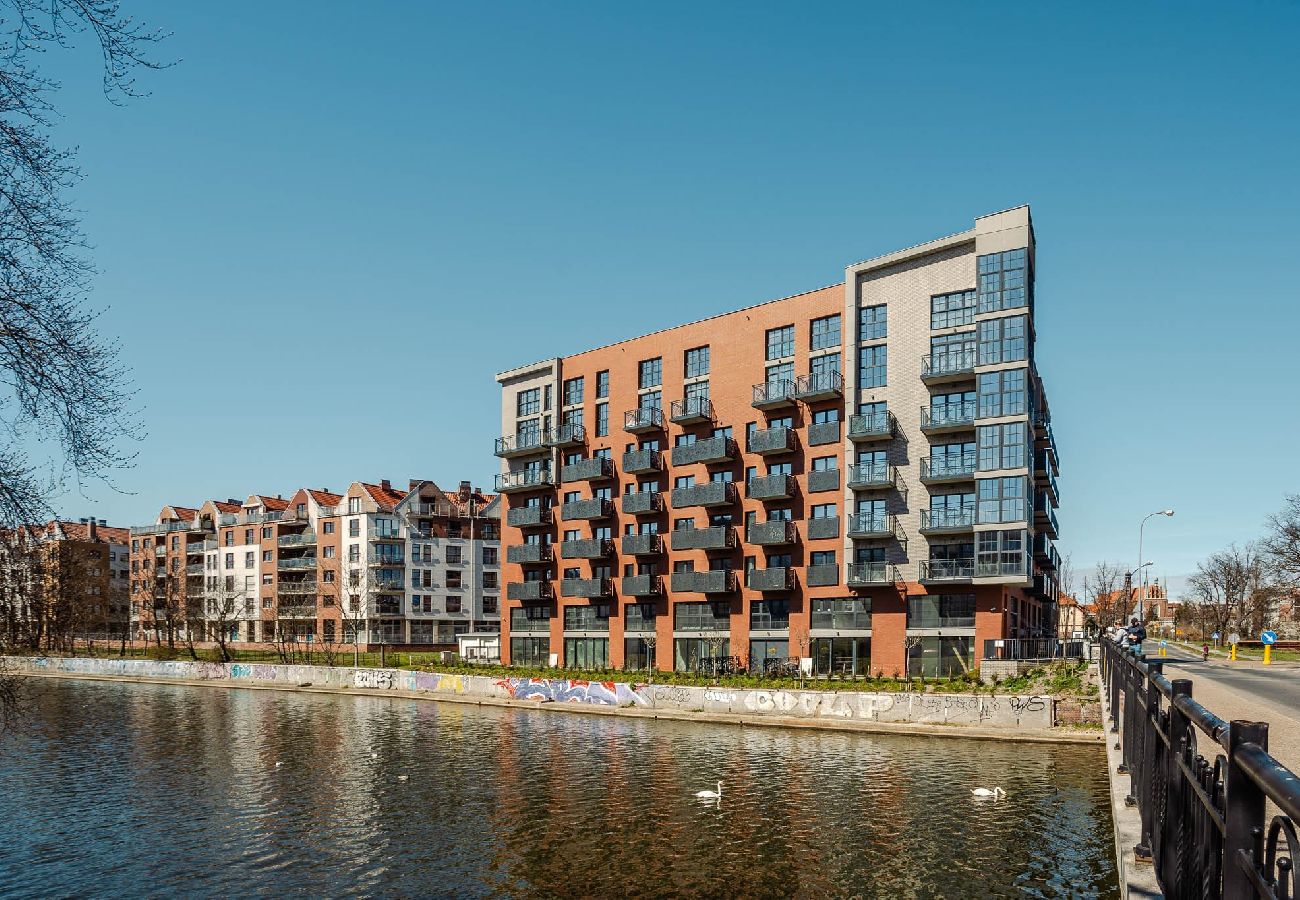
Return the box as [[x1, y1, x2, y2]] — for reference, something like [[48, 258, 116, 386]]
[[1228, 633, 1241, 645], [1160, 640, 1167, 647], [1212, 631, 1221, 641], [1261, 630, 1278, 645]]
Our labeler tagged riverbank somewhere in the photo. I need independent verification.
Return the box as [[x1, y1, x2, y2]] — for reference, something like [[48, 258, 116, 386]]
[[4, 656, 1103, 744]]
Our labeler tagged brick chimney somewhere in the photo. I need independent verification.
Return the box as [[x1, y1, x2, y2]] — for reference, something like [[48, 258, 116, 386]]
[[87, 518, 97, 541], [381, 479, 391, 491], [459, 480, 471, 500]]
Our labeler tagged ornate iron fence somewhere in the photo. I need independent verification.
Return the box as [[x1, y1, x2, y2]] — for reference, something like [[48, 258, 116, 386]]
[[1100, 638, 1299, 898]]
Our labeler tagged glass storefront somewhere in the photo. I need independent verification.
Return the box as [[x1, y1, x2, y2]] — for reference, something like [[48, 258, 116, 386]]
[[906, 636, 974, 677], [674, 637, 729, 672], [564, 637, 609, 669], [749, 638, 789, 673], [510, 636, 550, 667], [624, 636, 655, 671], [811, 636, 871, 675]]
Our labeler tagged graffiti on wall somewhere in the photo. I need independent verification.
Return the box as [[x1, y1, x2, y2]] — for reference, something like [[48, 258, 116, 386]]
[[495, 678, 650, 707], [354, 669, 396, 690]]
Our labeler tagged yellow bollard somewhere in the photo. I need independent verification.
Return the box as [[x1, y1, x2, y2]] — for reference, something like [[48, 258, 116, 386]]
[[1264, 645, 1272, 666], [1231, 643, 1238, 661]]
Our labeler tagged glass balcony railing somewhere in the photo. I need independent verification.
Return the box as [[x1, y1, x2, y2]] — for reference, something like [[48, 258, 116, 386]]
[[975, 554, 1028, 578], [917, 558, 974, 581], [919, 508, 976, 532]]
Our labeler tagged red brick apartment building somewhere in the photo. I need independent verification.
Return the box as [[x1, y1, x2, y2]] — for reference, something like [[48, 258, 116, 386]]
[[495, 206, 1061, 676]]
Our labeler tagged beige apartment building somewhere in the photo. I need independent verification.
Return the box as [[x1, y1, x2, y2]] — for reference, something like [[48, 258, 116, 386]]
[[495, 206, 1061, 676]]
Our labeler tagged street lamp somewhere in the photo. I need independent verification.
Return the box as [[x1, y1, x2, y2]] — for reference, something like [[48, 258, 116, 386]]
[[1137, 510, 1174, 621]]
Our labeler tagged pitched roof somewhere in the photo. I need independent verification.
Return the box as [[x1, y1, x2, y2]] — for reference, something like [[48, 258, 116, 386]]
[[258, 495, 290, 511], [307, 489, 343, 507], [212, 501, 242, 515], [36, 521, 129, 545], [362, 482, 405, 511]]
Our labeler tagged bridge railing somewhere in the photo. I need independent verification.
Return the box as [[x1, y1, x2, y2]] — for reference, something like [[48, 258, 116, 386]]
[[1100, 637, 1300, 899]]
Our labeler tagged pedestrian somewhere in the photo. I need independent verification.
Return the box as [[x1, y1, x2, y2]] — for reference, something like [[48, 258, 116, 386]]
[[1125, 617, 1147, 655]]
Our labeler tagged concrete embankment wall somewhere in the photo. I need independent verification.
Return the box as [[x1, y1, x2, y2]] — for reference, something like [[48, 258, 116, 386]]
[[4, 656, 1081, 733]]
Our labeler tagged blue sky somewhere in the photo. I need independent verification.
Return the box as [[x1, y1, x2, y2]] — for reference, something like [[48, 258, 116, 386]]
[[36, 1, 1300, 588]]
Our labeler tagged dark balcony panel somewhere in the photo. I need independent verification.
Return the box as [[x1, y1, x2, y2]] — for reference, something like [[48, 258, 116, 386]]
[[672, 570, 736, 594], [494, 432, 548, 458], [752, 380, 796, 410], [545, 423, 586, 447], [620, 491, 663, 516], [747, 473, 794, 501], [747, 426, 796, 456], [847, 563, 896, 586], [847, 463, 897, 490], [846, 513, 898, 540], [560, 498, 613, 521], [624, 407, 665, 433], [671, 526, 735, 551], [848, 410, 897, 442], [561, 577, 611, 599], [506, 544, 553, 565], [920, 455, 977, 483], [921, 350, 976, 383], [806, 516, 840, 541], [506, 505, 552, 528], [621, 448, 662, 474], [806, 468, 839, 494], [671, 435, 736, 467], [559, 538, 613, 559], [507, 581, 554, 602], [669, 396, 713, 425], [794, 371, 843, 401], [919, 509, 976, 533], [805, 564, 839, 587], [495, 469, 554, 493], [671, 481, 736, 509], [806, 420, 841, 446], [920, 402, 977, 433], [747, 567, 794, 592], [1034, 497, 1060, 539], [747, 520, 796, 546], [560, 457, 614, 483], [621, 532, 663, 556], [917, 559, 974, 582], [621, 574, 662, 597]]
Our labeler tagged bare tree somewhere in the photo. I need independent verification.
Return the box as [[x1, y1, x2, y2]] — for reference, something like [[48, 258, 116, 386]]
[[201, 573, 247, 663], [1082, 561, 1124, 629], [1263, 495, 1300, 588], [1186, 544, 1268, 640]]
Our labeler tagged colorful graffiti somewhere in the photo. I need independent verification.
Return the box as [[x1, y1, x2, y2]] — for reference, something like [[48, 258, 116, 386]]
[[495, 678, 651, 707]]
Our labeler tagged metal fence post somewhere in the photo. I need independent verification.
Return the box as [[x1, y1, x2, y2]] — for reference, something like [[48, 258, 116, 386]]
[[1223, 719, 1269, 900], [1133, 660, 1163, 861], [1160, 678, 1193, 896]]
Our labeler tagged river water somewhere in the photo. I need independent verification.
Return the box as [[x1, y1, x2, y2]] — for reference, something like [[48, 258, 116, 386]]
[[0, 679, 1117, 898]]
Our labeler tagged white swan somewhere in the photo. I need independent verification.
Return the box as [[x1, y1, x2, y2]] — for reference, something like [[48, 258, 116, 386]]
[[695, 781, 722, 800], [397, 775, 409, 782], [971, 787, 1005, 799]]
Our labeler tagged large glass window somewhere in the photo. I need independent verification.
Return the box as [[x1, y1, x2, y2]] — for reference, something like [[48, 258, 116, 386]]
[[674, 637, 730, 673], [977, 315, 1028, 366], [907, 594, 976, 628], [750, 599, 789, 631], [766, 325, 795, 360], [859, 304, 887, 342], [858, 345, 887, 388], [977, 248, 1030, 314], [596, 370, 609, 398], [811, 314, 841, 350], [595, 402, 608, 436], [563, 604, 610, 631], [684, 379, 710, 401], [510, 636, 550, 666], [811, 352, 841, 377], [516, 388, 541, 417], [750, 639, 789, 672], [674, 601, 731, 632], [977, 476, 1028, 523], [562, 377, 584, 407], [564, 637, 609, 669], [930, 330, 975, 371], [907, 636, 974, 677], [625, 603, 657, 632], [510, 607, 552, 632], [977, 529, 1027, 576], [931, 441, 976, 476], [765, 360, 794, 385], [685, 346, 710, 378], [811, 597, 871, 630], [638, 357, 662, 389], [977, 423, 1029, 471], [977, 369, 1027, 419], [812, 636, 871, 676], [931, 289, 977, 330], [624, 637, 656, 670], [639, 390, 661, 411]]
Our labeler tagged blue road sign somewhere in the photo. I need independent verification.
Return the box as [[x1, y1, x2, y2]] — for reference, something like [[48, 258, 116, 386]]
[[1261, 630, 1278, 645], [1212, 631, 1221, 641]]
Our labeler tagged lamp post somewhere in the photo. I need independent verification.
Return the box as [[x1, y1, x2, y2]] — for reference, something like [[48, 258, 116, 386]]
[[1137, 510, 1174, 622], [1125, 561, 1153, 621]]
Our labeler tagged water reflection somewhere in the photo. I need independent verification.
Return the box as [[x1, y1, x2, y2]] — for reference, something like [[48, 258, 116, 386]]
[[0, 680, 1117, 898]]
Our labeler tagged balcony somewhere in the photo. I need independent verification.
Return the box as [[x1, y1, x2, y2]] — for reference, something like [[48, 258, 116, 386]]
[[366, 553, 405, 567], [670, 570, 737, 594], [746, 520, 796, 546], [507, 581, 554, 602], [1036, 446, 1059, 478], [670, 396, 713, 425], [622, 448, 662, 474], [847, 463, 897, 491], [846, 562, 898, 587], [277, 603, 318, 618], [671, 526, 736, 551], [1035, 495, 1060, 539], [671, 481, 736, 509], [920, 402, 977, 434], [747, 425, 796, 456], [807, 468, 839, 493], [1034, 532, 1057, 566], [561, 457, 614, 483], [494, 432, 547, 458], [920, 454, 977, 483], [278, 533, 317, 548], [561, 498, 613, 521], [846, 513, 899, 540], [545, 423, 586, 448], [747, 473, 794, 501], [1038, 465, 1060, 507], [976, 554, 1028, 579], [185, 563, 204, 575], [919, 508, 976, 534], [277, 557, 318, 570], [621, 532, 663, 556], [186, 540, 215, 556], [747, 567, 794, 592], [506, 544, 553, 565], [621, 574, 663, 597], [620, 491, 663, 516], [918, 559, 974, 583], [624, 407, 665, 433], [848, 410, 897, 442], [276, 580, 318, 595], [752, 379, 795, 410], [671, 435, 736, 467], [559, 538, 613, 559], [506, 506, 551, 528], [791, 370, 842, 402], [807, 420, 841, 446], [373, 579, 405, 593], [805, 564, 839, 587], [561, 577, 611, 599], [806, 516, 840, 541], [495, 469, 553, 494], [921, 350, 976, 383]]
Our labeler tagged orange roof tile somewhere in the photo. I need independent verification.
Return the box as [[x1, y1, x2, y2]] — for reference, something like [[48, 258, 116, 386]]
[[307, 489, 343, 507], [362, 482, 406, 511]]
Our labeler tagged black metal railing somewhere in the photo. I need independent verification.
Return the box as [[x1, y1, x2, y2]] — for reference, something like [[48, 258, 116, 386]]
[[1100, 637, 1300, 899], [982, 638, 1083, 661]]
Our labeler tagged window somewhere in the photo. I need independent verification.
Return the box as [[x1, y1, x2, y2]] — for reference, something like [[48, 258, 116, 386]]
[[931, 289, 977, 330], [244, 551, 254, 567], [224, 553, 234, 570], [564, 604, 611, 631], [810, 352, 840, 378], [517, 388, 541, 417], [907, 594, 976, 629], [685, 346, 710, 378], [812, 407, 839, 424], [766, 325, 794, 360], [562, 377, 584, 407], [750, 599, 789, 631], [977, 315, 1028, 366], [810, 550, 836, 567], [858, 304, 887, 342], [811, 315, 841, 350], [323, 546, 336, 559], [543, 384, 552, 410], [595, 402, 609, 437], [482, 547, 498, 565], [223, 531, 233, 547], [262, 526, 272, 539], [977, 423, 1029, 471], [639, 390, 661, 411], [348, 545, 360, 563], [323, 521, 335, 535], [447, 546, 461, 564], [811, 456, 837, 471], [858, 345, 887, 388], [765, 361, 793, 386], [447, 571, 462, 589], [348, 497, 361, 515], [596, 370, 609, 398], [977, 529, 1027, 576], [483, 596, 498, 614], [977, 248, 1030, 313], [977, 369, 1027, 418], [446, 596, 461, 613], [348, 519, 360, 538], [482, 572, 498, 589], [977, 476, 1028, 523], [810, 503, 836, 519], [931, 330, 975, 370], [638, 357, 662, 389], [684, 379, 709, 401], [262, 550, 272, 562]]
